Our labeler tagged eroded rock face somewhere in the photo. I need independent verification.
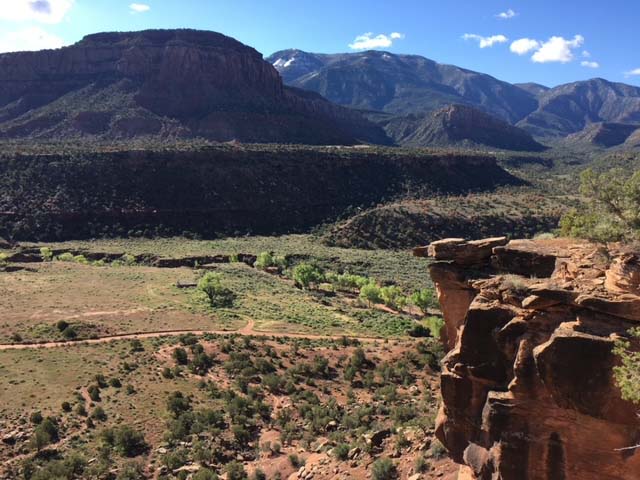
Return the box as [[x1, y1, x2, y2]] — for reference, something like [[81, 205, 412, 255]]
[[0, 29, 389, 144], [422, 237, 640, 479]]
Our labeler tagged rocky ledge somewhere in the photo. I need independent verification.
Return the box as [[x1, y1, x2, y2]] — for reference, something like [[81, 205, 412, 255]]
[[416, 237, 640, 479]]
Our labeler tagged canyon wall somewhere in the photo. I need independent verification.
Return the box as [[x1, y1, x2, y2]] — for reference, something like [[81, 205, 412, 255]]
[[417, 237, 640, 479], [0, 146, 523, 241]]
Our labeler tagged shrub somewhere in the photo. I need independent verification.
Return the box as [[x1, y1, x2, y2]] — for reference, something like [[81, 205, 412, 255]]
[[116, 461, 145, 480], [88, 385, 101, 401], [372, 458, 398, 480], [73, 255, 89, 264], [91, 406, 107, 422], [56, 320, 69, 332], [30, 417, 59, 451], [101, 425, 147, 457], [163, 449, 187, 470], [198, 272, 235, 307], [415, 454, 431, 473], [424, 316, 445, 338], [61, 401, 72, 412], [40, 247, 53, 262], [130, 339, 144, 352], [613, 327, 640, 405], [255, 251, 287, 271], [359, 283, 381, 307], [193, 468, 219, 480], [333, 443, 350, 460], [173, 347, 189, 365], [251, 469, 266, 480], [288, 453, 303, 468], [427, 440, 448, 459], [57, 252, 75, 262], [167, 391, 192, 417], [120, 254, 137, 266], [254, 251, 274, 270], [30, 411, 43, 424], [225, 461, 247, 480], [62, 326, 77, 339], [25, 452, 86, 480]]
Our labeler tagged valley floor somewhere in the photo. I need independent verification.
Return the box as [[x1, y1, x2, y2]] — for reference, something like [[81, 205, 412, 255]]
[[0, 235, 451, 480]]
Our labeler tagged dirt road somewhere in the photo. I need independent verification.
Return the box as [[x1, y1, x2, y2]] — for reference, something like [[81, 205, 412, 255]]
[[0, 317, 391, 351]]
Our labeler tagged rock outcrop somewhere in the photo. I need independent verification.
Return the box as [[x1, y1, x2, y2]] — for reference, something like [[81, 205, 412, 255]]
[[0, 29, 389, 145], [420, 237, 640, 479]]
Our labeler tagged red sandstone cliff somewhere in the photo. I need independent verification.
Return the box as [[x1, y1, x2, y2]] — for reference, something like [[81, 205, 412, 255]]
[[416, 237, 640, 479], [0, 29, 389, 144]]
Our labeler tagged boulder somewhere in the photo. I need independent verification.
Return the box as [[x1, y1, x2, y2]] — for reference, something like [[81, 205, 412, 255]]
[[422, 237, 507, 265]]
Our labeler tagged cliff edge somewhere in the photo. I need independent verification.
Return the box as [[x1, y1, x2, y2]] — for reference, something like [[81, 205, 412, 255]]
[[416, 237, 640, 479]]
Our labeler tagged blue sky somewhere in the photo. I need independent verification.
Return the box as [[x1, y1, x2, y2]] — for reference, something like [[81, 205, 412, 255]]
[[1, 0, 639, 87]]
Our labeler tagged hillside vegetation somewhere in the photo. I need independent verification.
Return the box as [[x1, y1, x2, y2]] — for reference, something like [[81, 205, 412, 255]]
[[0, 144, 524, 241]]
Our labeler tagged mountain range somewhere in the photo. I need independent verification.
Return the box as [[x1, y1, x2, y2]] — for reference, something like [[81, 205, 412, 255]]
[[0, 29, 639, 151], [268, 49, 640, 149], [0, 30, 388, 145]]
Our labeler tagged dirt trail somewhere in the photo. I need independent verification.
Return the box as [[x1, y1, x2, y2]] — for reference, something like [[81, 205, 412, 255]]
[[0, 317, 390, 351]]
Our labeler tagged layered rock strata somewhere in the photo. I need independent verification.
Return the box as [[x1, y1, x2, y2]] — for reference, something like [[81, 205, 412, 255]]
[[417, 237, 640, 479]]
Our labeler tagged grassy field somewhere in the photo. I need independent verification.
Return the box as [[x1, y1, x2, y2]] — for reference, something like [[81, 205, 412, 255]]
[[0, 261, 241, 343], [1, 235, 434, 343], [0, 235, 449, 479], [22, 234, 431, 289]]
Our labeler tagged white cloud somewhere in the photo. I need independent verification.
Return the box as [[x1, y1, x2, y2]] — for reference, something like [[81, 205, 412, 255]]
[[581, 61, 600, 69], [531, 35, 584, 63], [582, 50, 591, 58], [625, 68, 640, 77], [0, 0, 74, 24], [0, 26, 66, 53], [349, 32, 405, 50], [129, 3, 150, 13], [496, 8, 517, 19], [510, 38, 540, 55], [462, 33, 508, 48]]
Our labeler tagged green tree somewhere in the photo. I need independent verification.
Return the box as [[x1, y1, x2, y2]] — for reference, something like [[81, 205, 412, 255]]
[[411, 289, 435, 315], [254, 251, 274, 270], [198, 272, 235, 307], [359, 283, 381, 307], [292, 263, 324, 289], [379, 286, 406, 310], [560, 168, 640, 242]]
